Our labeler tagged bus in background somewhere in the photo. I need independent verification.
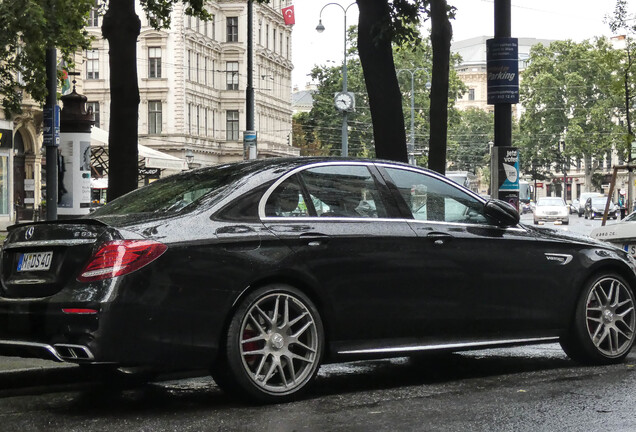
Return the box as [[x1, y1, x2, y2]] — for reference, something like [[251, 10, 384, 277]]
[[519, 180, 532, 203]]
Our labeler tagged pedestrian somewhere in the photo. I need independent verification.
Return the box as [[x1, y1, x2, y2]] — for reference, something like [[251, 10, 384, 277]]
[[619, 190, 627, 219]]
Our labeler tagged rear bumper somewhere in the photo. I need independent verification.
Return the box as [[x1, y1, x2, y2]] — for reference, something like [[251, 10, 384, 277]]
[[534, 215, 569, 223], [0, 298, 220, 368], [0, 340, 95, 363]]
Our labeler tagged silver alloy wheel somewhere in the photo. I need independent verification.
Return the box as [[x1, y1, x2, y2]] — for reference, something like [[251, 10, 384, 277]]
[[239, 292, 319, 394], [585, 277, 636, 357]]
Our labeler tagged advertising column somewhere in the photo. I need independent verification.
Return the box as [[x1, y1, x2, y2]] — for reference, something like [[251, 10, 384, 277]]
[[57, 136, 91, 215], [58, 88, 94, 217], [0, 121, 12, 227]]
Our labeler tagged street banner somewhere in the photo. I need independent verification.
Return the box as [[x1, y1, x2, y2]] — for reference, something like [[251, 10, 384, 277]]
[[486, 38, 519, 104], [58, 60, 72, 95], [282, 5, 295, 25]]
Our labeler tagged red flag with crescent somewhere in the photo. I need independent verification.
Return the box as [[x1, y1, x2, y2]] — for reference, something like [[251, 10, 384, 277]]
[[282, 5, 295, 26]]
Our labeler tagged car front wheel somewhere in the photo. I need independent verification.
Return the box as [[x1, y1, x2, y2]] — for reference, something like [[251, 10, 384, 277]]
[[213, 284, 324, 403], [560, 273, 636, 365]]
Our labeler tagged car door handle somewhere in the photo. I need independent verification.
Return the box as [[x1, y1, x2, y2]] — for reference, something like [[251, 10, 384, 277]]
[[427, 232, 453, 245], [299, 233, 329, 247]]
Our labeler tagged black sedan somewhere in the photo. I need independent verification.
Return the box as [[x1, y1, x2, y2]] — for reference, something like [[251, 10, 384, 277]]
[[1, 158, 636, 403]]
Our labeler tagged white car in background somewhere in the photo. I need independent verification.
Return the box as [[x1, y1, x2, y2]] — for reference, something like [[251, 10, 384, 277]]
[[590, 211, 636, 257], [533, 197, 569, 225]]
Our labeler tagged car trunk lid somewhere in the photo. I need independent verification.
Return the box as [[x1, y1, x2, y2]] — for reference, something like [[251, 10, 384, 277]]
[[1, 220, 110, 298]]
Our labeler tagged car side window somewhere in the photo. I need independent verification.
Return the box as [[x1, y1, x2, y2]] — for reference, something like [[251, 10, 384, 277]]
[[264, 175, 310, 217], [383, 167, 488, 224], [299, 165, 387, 218]]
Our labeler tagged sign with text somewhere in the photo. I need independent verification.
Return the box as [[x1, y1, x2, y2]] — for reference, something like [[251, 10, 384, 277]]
[[487, 38, 519, 104], [492, 146, 519, 210], [43, 106, 60, 147]]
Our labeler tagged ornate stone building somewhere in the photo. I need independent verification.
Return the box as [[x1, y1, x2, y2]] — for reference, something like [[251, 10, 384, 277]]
[[0, 0, 298, 227], [78, 0, 298, 169]]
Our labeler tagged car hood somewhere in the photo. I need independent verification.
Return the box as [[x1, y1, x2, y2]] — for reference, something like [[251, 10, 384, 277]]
[[522, 223, 618, 249]]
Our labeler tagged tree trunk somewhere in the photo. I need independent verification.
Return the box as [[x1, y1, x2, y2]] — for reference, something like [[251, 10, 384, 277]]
[[427, 0, 452, 175], [102, 0, 141, 201], [356, 0, 407, 163]]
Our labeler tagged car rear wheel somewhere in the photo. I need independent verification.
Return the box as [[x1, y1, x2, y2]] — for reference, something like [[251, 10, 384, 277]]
[[212, 284, 324, 403], [560, 273, 636, 365]]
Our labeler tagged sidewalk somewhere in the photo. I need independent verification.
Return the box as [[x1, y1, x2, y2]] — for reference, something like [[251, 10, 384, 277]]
[[0, 355, 79, 389]]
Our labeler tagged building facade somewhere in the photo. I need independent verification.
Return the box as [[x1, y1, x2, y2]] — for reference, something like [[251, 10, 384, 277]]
[[79, 0, 298, 169], [0, 0, 298, 228]]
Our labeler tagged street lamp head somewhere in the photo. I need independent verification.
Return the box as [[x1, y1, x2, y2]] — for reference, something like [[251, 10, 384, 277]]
[[185, 149, 194, 168], [316, 20, 325, 33]]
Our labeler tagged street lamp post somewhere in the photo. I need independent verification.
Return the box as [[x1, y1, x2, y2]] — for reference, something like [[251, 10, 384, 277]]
[[559, 141, 567, 201], [397, 68, 428, 166], [316, 2, 357, 157]]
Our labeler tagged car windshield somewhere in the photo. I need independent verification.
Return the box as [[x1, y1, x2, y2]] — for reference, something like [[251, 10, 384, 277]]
[[624, 212, 636, 222], [591, 198, 611, 206], [537, 198, 565, 206], [91, 163, 252, 216]]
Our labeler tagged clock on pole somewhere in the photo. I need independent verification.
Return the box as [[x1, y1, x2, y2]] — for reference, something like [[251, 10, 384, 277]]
[[334, 92, 355, 111]]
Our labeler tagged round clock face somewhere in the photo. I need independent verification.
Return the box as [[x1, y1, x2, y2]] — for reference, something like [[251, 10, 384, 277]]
[[334, 92, 354, 111]]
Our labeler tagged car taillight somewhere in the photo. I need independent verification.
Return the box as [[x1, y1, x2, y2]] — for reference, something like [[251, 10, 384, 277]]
[[77, 240, 167, 282]]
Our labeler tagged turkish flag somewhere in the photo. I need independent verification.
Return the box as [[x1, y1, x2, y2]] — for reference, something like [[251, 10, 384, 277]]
[[282, 5, 295, 26]]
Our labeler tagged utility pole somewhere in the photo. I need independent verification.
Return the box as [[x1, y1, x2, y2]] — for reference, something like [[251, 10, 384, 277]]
[[44, 48, 58, 220], [488, 0, 519, 207]]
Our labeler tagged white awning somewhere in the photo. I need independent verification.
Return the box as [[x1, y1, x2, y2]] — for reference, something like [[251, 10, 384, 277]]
[[90, 127, 187, 171]]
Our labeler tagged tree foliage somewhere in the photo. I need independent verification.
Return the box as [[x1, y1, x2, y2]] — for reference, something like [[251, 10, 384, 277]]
[[0, 0, 95, 115], [606, 0, 636, 159], [294, 30, 465, 164], [447, 108, 493, 173], [518, 39, 623, 188]]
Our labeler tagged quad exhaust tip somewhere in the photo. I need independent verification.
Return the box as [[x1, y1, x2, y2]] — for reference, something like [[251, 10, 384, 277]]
[[53, 344, 95, 361]]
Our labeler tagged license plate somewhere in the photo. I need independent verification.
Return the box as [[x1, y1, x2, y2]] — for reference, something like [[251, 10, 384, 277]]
[[17, 251, 53, 272], [623, 244, 636, 257]]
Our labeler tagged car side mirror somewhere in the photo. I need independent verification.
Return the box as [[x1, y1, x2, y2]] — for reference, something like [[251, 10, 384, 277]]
[[484, 199, 520, 227]]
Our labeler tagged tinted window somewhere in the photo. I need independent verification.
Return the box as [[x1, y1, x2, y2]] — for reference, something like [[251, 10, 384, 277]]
[[92, 164, 249, 216], [384, 168, 487, 224], [300, 165, 386, 218], [264, 175, 310, 217]]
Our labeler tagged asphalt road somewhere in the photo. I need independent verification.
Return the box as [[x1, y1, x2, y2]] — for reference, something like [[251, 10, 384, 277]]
[[520, 210, 621, 237], [2, 345, 636, 431]]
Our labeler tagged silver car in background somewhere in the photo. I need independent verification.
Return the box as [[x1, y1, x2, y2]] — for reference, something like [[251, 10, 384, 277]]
[[534, 196, 569, 225]]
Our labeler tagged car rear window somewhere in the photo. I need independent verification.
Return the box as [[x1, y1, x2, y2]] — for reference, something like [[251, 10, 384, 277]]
[[91, 164, 248, 216]]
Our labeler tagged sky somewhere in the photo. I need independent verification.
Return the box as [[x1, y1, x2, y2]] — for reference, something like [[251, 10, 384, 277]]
[[290, 0, 634, 90]]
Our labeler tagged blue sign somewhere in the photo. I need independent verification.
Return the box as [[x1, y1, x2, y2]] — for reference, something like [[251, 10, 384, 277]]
[[243, 130, 257, 143], [497, 147, 519, 191], [43, 105, 60, 147], [487, 38, 519, 104]]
